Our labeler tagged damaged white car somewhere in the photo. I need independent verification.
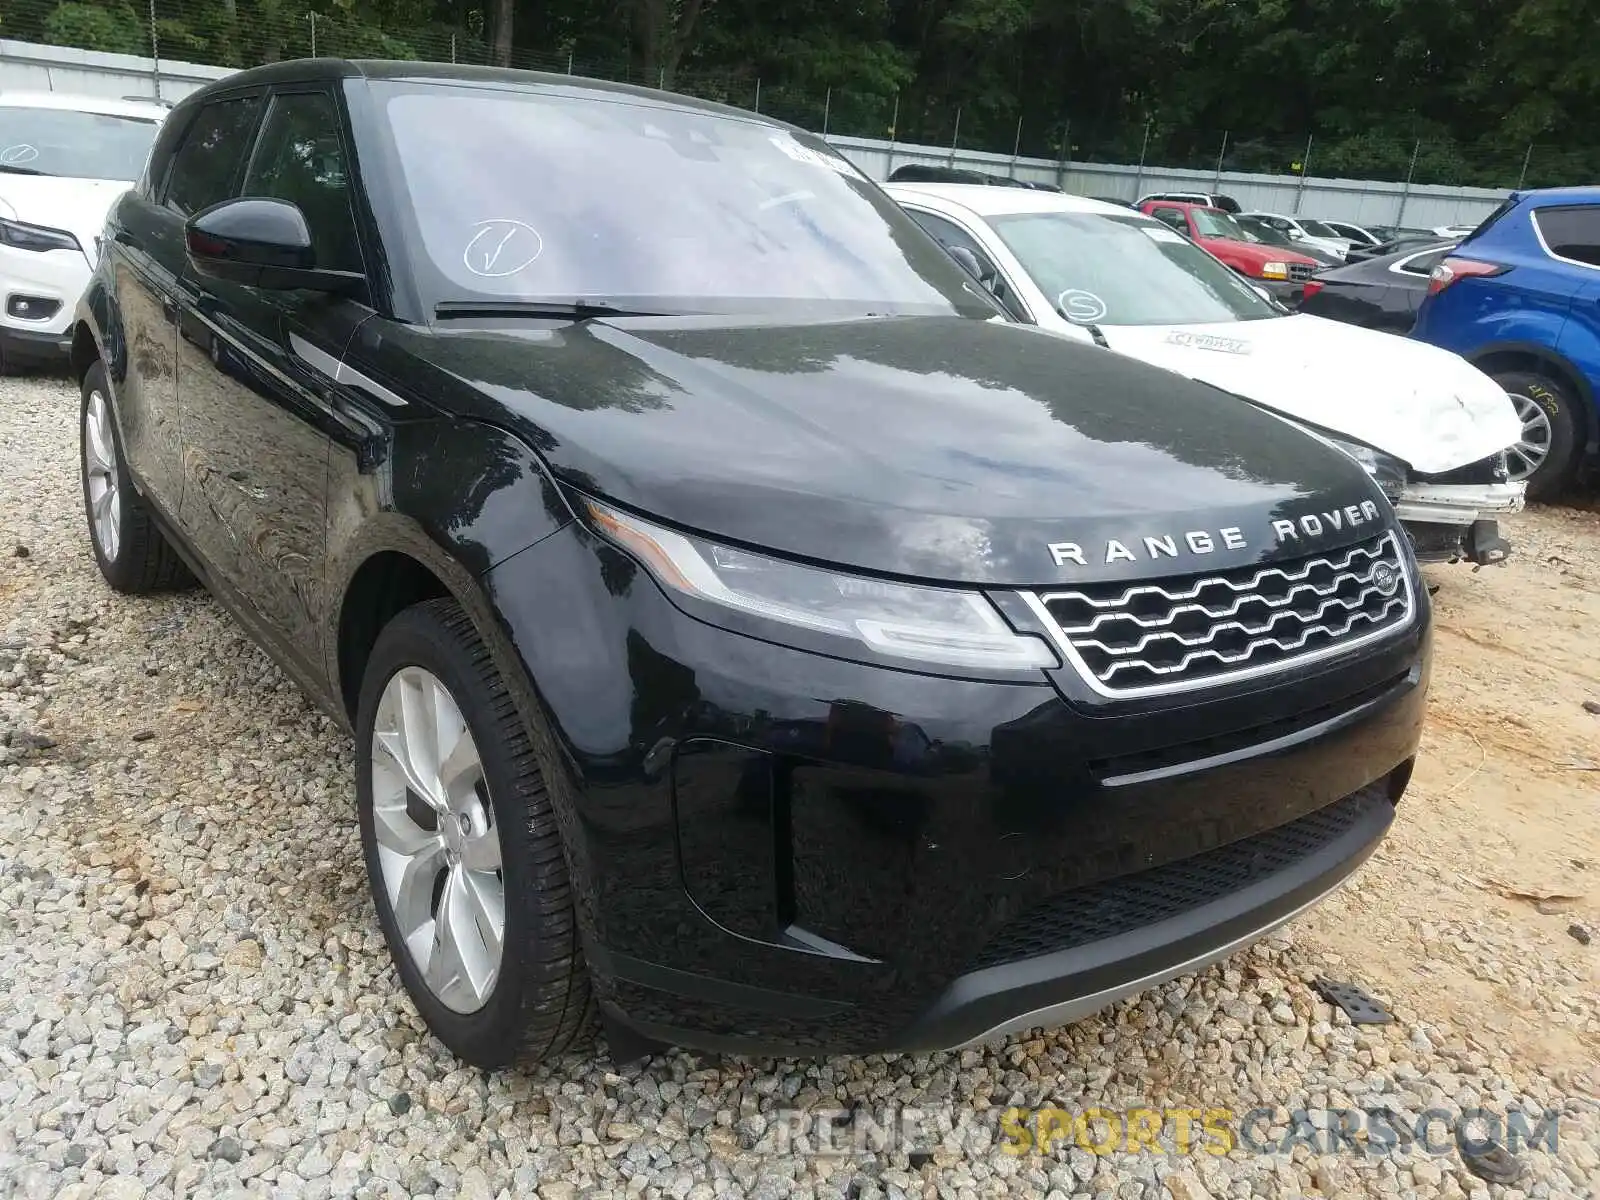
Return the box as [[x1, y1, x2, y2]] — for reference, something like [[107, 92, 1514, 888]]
[[887, 182, 1525, 565]]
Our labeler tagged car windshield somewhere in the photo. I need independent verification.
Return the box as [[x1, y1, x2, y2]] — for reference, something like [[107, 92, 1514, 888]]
[[990, 210, 1281, 326], [373, 82, 992, 318], [1299, 219, 1342, 238], [0, 106, 159, 181], [1189, 207, 1248, 240], [1236, 217, 1293, 248]]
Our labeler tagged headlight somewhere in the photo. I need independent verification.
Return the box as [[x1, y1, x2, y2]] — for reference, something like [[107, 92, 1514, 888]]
[[1259, 261, 1289, 280], [0, 217, 81, 254], [585, 500, 1058, 671], [1315, 433, 1409, 496]]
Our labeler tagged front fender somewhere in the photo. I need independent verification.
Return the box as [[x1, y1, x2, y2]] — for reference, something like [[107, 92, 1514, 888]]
[[321, 415, 576, 721]]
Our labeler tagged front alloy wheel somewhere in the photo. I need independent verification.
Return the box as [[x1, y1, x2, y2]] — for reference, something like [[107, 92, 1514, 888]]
[[1489, 368, 1579, 501], [370, 665, 505, 1014], [356, 598, 593, 1068], [1503, 390, 1552, 483]]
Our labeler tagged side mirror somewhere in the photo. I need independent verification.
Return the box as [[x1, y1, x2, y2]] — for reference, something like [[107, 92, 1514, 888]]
[[186, 197, 362, 294]]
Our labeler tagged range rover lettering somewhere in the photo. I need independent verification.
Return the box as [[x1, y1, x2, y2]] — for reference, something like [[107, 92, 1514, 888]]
[[73, 60, 1431, 1067]]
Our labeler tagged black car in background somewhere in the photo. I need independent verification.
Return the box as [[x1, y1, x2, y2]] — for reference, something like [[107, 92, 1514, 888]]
[[72, 59, 1429, 1067], [1298, 242, 1457, 334], [887, 163, 1063, 191]]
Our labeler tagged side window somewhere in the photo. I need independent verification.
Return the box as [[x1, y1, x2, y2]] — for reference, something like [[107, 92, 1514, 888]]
[[242, 92, 363, 275], [906, 209, 1028, 321], [1533, 206, 1600, 268], [1152, 207, 1188, 232], [165, 96, 262, 217]]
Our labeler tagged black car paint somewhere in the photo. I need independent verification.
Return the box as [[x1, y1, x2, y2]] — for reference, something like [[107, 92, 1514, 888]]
[[1296, 243, 1452, 334], [75, 59, 1430, 1057]]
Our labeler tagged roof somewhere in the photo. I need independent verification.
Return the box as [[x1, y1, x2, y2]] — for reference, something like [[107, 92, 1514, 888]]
[[883, 182, 1145, 220], [1515, 185, 1600, 207], [182, 58, 789, 129], [0, 91, 168, 121], [1141, 198, 1226, 214]]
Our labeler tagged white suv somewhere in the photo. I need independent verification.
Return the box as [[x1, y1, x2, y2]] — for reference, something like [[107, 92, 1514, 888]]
[[0, 92, 167, 372]]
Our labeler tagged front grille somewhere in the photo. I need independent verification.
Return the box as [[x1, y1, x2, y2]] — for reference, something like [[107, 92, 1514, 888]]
[[1030, 532, 1413, 697], [970, 785, 1389, 971], [1289, 262, 1316, 283]]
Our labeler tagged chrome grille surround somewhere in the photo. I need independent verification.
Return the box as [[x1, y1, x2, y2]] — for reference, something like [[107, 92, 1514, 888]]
[[1021, 532, 1415, 698], [1289, 262, 1316, 283]]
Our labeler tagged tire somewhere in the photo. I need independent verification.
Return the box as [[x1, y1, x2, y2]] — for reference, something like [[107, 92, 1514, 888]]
[[1490, 368, 1581, 501], [356, 597, 594, 1068], [79, 361, 194, 593]]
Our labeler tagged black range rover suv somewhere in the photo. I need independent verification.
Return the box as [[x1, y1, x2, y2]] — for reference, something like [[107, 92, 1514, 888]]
[[72, 59, 1430, 1067]]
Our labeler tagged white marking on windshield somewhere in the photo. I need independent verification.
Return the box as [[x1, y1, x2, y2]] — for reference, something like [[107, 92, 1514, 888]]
[[463, 218, 543, 278]]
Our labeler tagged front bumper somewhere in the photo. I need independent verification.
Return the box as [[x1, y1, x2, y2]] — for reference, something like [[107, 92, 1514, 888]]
[[1, 243, 91, 363], [485, 524, 1431, 1057], [1393, 481, 1524, 564]]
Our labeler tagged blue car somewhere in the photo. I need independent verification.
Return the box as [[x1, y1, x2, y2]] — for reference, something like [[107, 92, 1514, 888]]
[[1412, 186, 1600, 499]]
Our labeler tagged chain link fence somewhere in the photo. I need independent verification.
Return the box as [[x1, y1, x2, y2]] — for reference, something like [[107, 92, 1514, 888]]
[[4, 0, 1596, 193]]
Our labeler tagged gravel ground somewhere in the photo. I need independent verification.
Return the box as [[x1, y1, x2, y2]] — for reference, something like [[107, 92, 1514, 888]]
[[2, 370, 1597, 1200]]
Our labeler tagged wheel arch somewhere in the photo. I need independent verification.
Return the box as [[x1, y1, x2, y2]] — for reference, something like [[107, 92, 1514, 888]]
[[334, 546, 454, 722]]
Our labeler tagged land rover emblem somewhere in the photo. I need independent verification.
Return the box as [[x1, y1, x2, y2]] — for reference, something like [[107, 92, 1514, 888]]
[[1371, 561, 1400, 595]]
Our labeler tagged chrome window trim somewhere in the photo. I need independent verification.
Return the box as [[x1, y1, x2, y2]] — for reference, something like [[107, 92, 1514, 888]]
[[1387, 244, 1454, 277], [1020, 532, 1417, 700], [1529, 206, 1600, 274]]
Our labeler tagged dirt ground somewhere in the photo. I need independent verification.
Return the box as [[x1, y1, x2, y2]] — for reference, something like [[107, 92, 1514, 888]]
[[1301, 500, 1600, 1090]]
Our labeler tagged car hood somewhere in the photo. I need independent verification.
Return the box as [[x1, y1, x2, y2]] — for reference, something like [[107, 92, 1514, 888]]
[[1092, 314, 1522, 474], [422, 314, 1386, 586], [1201, 238, 1319, 268], [0, 176, 133, 264]]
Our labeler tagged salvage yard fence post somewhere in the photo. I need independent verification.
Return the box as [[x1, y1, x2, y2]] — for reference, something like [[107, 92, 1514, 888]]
[[1131, 120, 1152, 198], [1292, 134, 1313, 214], [1211, 130, 1229, 192], [147, 0, 162, 101], [1395, 138, 1422, 226], [948, 107, 962, 164]]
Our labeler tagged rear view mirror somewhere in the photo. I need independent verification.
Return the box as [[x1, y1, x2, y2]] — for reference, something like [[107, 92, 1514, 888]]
[[186, 197, 362, 294]]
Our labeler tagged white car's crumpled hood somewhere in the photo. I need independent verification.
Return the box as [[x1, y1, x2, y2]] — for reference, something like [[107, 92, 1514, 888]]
[[1096, 313, 1522, 474], [0, 176, 134, 266]]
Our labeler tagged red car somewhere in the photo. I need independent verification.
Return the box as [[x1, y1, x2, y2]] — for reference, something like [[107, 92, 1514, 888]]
[[1139, 200, 1321, 302]]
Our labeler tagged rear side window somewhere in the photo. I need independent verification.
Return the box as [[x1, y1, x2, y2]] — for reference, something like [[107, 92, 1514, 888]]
[[242, 92, 363, 275], [165, 96, 261, 216], [1151, 207, 1188, 231], [1533, 206, 1600, 267]]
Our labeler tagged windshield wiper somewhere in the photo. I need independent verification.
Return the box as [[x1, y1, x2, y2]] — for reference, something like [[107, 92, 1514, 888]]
[[434, 299, 676, 321], [0, 164, 46, 176]]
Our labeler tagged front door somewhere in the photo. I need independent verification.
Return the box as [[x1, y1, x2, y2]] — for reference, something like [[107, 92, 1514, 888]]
[[174, 87, 375, 683]]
